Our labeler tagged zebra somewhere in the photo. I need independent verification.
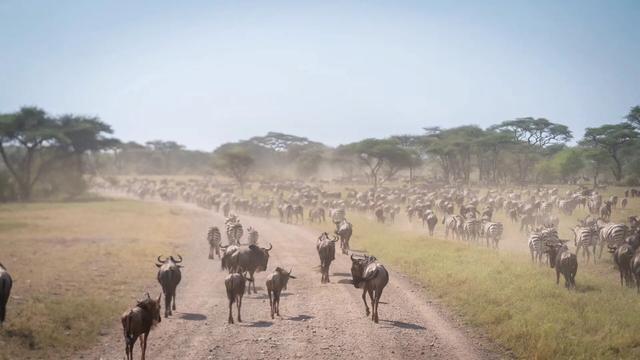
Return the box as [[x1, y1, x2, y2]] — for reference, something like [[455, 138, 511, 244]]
[[598, 222, 627, 259], [225, 215, 244, 245], [573, 226, 598, 264], [529, 227, 560, 264], [247, 226, 259, 245], [462, 219, 481, 243], [207, 226, 222, 259], [443, 214, 462, 240], [482, 221, 503, 249]]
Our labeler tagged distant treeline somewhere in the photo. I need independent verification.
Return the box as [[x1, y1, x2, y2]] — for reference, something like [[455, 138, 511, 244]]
[[1, 105, 639, 201]]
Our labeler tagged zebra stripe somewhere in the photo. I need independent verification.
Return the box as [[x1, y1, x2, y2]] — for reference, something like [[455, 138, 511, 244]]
[[247, 227, 259, 245], [207, 226, 221, 259]]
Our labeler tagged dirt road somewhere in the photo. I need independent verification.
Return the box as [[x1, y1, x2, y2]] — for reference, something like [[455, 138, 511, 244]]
[[81, 203, 502, 360]]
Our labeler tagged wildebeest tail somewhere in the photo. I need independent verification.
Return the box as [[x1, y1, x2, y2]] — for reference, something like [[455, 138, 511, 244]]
[[0, 278, 6, 322]]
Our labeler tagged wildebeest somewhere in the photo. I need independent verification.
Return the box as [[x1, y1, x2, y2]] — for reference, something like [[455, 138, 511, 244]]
[[316, 232, 337, 283], [224, 272, 250, 324], [544, 241, 578, 290], [225, 244, 273, 294], [631, 251, 640, 293], [335, 219, 353, 255], [207, 226, 222, 259], [0, 263, 12, 325], [155, 255, 183, 317], [266, 267, 296, 319], [121, 293, 162, 360], [423, 210, 438, 236], [350, 254, 389, 323]]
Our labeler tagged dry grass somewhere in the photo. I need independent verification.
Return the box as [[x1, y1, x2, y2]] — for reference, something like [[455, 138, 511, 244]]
[[0, 199, 203, 359], [308, 187, 640, 359]]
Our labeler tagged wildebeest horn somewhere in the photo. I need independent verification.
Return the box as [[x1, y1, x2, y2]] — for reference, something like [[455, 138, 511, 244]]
[[157, 255, 165, 263], [174, 254, 183, 263], [265, 243, 273, 251], [351, 254, 356, 261]]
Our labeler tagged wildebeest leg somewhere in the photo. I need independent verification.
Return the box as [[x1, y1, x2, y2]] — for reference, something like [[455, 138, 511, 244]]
[[556, 269, 560, 285], [164, 289, 171, 317], [268, 289, 274, 319], [172, 287, 177, 311], [141, 332, 147, 360], [368, 288, 375, 322], [361, 288, 370, 316], [275, 290, 280, 316], [374, 287, 384, 323], [228, 299, 234, 324], [237, 295, 243, 323]]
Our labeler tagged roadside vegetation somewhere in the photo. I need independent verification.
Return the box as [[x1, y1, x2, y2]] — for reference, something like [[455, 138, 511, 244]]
[[309, 208, 640, 359], [0, 199, 200, 360]]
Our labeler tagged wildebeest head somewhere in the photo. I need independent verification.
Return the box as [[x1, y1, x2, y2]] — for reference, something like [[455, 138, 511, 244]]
[[543, 241, 567, 269], [250, 243, 272, 271], [137, 292, 162, 326], [155, 254, 183, 268], [350, 254, 374, 288]]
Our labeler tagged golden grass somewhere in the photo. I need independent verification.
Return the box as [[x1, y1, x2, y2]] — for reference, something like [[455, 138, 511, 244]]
[[0, 199, 203, 359]]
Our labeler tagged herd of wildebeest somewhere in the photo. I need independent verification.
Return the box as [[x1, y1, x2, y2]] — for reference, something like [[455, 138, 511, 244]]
[[3, 177, 640, 359]]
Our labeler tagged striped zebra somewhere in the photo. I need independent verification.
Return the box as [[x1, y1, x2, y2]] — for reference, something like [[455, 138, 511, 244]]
[[247, 226, 259, 245], [529, 227, 559, 264], [573, 226, 598, 264], [225, 215, 244, 245], [443, 214, 463, 240], [462, 219, 481, 243], [482, 221, 503, 249], [207, 226, 222, 259], [598, 222, 627, 259]]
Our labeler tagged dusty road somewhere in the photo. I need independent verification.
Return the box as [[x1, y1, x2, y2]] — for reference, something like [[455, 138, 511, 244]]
[[80, 202, 502, 360]]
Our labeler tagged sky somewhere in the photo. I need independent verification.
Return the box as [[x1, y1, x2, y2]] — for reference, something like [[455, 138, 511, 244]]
[[1, 0, 639, 151]]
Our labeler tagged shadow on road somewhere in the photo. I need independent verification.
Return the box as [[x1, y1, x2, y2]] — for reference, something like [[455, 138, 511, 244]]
[[251, 292, 292, 300], [178, 312, 207, 321], [241, 321, 274, 328], [287, 314, 314, 321], [337, 279, 353, 285], [332, 272, 351, 277], [380, 320, 426, 330]]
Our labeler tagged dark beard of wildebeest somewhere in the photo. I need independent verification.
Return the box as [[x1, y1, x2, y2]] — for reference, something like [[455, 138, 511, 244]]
[[266, 267, 296, 319], [350, 255, 389, 323], [0, 263, 12, 325], [222, 244, 272, 294], [316, 232, 337, 283], [224, 272, 251, 324], [544, 242, 578, 290], [121, 293, 162, 360], [155, 255, 183, 317]]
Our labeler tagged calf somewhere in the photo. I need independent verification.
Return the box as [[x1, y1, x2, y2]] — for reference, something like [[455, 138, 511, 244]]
[[121, 293, 162, 360], [316, 232, 337, 283], [225, 272, 249, 324], [266, 267, 296, 319], [0, 263, 12, 326], [350, 255, 389, 323], [155, 255, 183, 317], [544, 241, 578, 290]]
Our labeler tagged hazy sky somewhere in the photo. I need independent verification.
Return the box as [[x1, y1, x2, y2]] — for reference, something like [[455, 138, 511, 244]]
[[1, 1, 638, 150]]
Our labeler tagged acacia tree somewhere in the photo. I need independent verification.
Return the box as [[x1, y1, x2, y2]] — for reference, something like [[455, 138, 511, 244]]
[[0, 107, 115, 200], [581, 123, 638, 182], [213, 145, 254, 194], [626, 105, 640, 128], [490, 117, 573, 148], [338, 138, 413, 192]]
